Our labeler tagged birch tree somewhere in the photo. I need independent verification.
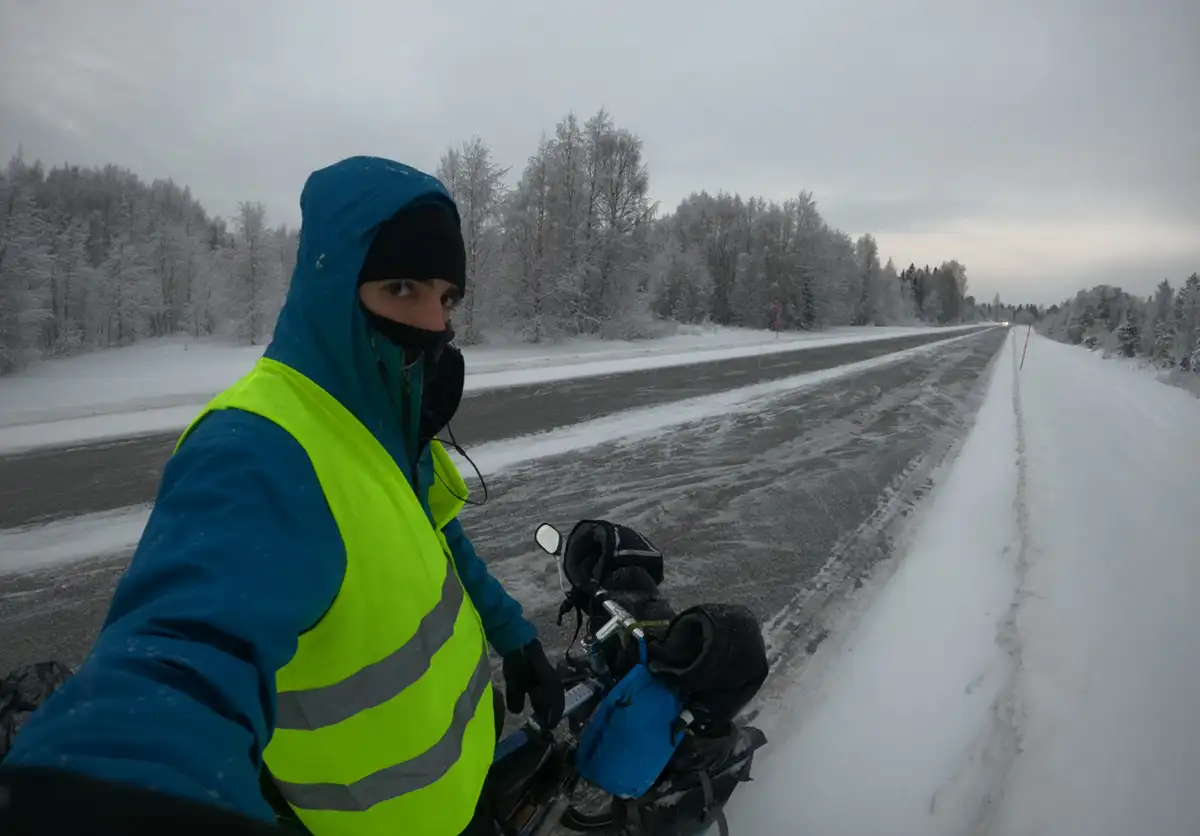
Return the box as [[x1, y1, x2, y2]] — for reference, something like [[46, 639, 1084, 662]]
[[437, 137, 507, 342]]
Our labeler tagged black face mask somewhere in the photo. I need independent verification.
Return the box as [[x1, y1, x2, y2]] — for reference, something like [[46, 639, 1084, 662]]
[[361, 306, 464, 440], [362, 307, 455, 363], [420, 342, 465, 441]]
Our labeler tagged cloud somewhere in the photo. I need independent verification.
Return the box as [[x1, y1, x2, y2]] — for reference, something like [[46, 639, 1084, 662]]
[[1, 0, 1196, 301]]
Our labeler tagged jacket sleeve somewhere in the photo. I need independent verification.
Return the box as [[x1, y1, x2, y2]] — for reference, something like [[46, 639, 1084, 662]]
[[443, 517, 536, 657], [2, 410, 346, 822]]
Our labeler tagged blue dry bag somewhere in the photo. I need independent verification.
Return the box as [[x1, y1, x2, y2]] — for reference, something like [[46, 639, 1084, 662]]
[[574, 650, 686, 798]]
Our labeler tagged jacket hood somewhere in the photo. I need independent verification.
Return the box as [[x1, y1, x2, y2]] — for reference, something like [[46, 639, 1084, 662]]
[[264, 156, 459, 478]]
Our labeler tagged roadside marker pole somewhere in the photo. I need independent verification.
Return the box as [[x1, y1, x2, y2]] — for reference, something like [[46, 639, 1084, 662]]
[[1020, 325, 1032, 370]]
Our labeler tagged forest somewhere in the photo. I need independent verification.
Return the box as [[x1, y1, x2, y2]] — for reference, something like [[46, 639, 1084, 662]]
[[1036, 275, 1200, 376], [0, 108, 980, 376]]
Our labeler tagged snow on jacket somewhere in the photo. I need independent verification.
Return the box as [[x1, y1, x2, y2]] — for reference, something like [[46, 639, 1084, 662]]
[[3, 156, 536, 822]]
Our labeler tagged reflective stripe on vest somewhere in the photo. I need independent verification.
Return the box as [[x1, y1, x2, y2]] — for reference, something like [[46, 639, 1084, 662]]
[[274, 568, 464, 731], [272, 653, 491, 810], [177, 357, 493, 836]]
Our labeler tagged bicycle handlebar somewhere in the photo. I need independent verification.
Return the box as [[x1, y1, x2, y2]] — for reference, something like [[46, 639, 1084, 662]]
[[593, 593, 645, 643]]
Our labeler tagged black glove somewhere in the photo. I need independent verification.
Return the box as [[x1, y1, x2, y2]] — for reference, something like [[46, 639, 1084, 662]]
[[501, 640, 564, 730]]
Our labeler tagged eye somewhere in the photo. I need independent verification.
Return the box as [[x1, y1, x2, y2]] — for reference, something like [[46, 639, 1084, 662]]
[[442, 292, 461, 312], [384, 280, 416, 298]]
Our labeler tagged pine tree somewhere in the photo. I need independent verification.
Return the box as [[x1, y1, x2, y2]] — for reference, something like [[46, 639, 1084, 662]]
[[1115, 308, 1141, 358], [1173, 274, 1200, 368]]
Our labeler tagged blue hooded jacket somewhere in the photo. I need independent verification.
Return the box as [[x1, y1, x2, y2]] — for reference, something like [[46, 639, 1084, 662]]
[[3, 157, 536, 821]]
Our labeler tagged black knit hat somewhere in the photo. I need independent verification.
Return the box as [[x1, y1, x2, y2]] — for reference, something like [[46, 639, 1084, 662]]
[[358, 200, 466, 295]]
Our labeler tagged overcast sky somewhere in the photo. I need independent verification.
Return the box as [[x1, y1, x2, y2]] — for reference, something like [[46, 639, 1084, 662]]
[[1, 0, 1196, 304]]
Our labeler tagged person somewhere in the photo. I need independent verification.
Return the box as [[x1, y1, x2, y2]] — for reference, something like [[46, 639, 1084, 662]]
[[0, 156, 565, 836]]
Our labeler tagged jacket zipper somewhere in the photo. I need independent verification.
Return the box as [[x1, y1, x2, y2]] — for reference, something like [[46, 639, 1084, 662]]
[[401, 363, 420, 499]]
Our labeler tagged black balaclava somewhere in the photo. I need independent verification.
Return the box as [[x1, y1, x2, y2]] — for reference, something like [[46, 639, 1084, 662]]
[[358, 200, 467, 440], [358, 200, 465, 356]]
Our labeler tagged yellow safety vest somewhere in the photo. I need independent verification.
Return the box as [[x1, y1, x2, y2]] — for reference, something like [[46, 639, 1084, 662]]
[[177, 356, 494, 836]]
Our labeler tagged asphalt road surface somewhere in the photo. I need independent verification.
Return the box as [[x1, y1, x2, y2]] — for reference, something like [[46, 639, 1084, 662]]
[[0, 329, 984, 529], [0, 327, 1006, 675]]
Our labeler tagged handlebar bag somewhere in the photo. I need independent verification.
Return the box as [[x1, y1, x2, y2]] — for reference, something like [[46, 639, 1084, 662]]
[[574, 660, 685, 799], [647, 604, 769, 731], [1, 662, 74, 763], [563, 520, 664, 592]]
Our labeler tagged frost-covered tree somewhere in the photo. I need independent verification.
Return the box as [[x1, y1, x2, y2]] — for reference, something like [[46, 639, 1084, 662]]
[[1171, 273, 1200, 369], [853, 233, 881, 325], [1039, 276, 1200, 381], [1142, 279, 1175, 361], [921, 286, 942, 324], [95, 230, 153, 346], [437, 137, 507, 342], [45, 216, 92, 354], [96, 193, 157, 346], [587, 118, 656, 337], [2, 106, 978, 371], [500, 138, 560, 342], [649, 232, 712, 323], [661, 191, 745, 325], [650, 190, 955, 331], [228, 201, 278, 345], [881, 259, 912, 322], [0, 163, 53, 372], [1114, 308, 1141, 357], [0, 152, 300, 373], [496, 109, 656, 341]]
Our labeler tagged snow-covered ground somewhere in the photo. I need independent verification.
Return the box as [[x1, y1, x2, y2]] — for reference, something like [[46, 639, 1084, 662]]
[[993, 335, 1200, 836], [0, 331, 984, 575], [10, 326, 1197, 834], [1051, 338, 1200, 400], [729, 332, 1200, 835], [0, 505, 152, 576], [0, 324, 980, 454]]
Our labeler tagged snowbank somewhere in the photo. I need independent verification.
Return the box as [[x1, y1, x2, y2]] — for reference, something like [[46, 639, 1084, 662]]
[[1051, 335, 1200, 400], [0, 325, 984, 455], [729, 331, 1200, 835], [726, 329, 1020, 836], [0, 505, 151, 575], [991, 335, 1200, 836]]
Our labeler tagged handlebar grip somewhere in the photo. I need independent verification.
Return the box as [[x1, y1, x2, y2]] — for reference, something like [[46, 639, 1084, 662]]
[[592, 590, 646, 642], [602, 598, 634, 625]]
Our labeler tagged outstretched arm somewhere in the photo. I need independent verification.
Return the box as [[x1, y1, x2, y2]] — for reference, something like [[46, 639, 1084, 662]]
[[443, 518, 536, 657], [2, 411, 345, 822]]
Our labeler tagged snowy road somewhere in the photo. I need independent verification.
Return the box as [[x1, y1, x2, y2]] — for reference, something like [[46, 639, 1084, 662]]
[[0, 328, 985, 528], [0, 328, 1006, 679], [6, 328, 1197, 834]]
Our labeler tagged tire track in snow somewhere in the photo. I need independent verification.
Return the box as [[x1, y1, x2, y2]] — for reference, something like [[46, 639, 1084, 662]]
[[971, 330, 1032, 834], [755, 336, 1003, 677], [0, 330, 987, 528]]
